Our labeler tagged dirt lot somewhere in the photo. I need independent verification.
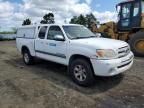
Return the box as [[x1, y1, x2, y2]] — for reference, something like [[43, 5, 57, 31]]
[[0, 41, 144, 108]]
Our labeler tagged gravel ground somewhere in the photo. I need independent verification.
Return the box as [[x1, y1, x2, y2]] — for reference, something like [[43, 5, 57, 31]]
[[0, 40, 144, 108]]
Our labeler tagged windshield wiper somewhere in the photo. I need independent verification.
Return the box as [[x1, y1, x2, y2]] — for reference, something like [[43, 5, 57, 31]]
[[88, 36, 97, 38], [71, 37, 89, 39], [71, 36, 97, 40]]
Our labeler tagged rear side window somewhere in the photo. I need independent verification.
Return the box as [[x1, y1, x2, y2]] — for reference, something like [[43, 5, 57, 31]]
[[47, 26, 64, 40], [17, 27, 35, 38], [38, 26, 47, 39]]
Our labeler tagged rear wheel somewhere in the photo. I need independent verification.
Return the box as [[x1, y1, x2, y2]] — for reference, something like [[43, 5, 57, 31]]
[[69, 59, 94, 87], [22, 49, 34, 65], [129, 32, 144, 57]]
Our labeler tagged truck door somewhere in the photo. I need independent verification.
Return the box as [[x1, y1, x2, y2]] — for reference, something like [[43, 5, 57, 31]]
[[44, 25, 67, 65], [35, 26, 48, 58]]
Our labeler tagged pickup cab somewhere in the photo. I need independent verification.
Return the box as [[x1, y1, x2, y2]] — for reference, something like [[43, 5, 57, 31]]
[[16, 24, 134, 86]]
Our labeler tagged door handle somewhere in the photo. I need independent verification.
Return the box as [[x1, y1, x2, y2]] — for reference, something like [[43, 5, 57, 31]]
[[40, 42, 43, 44]]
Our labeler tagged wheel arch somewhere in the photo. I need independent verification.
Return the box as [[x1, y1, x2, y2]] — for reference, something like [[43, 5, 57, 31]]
[[21, 46, 30, 54], [69, 54, 94, 73]]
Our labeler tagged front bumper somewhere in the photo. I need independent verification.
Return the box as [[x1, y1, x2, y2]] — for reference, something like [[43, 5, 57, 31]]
[[90, 51, 134, 76]]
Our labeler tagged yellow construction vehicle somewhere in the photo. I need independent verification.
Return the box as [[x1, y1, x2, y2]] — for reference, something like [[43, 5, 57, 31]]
[[91, 0, 144, 56]]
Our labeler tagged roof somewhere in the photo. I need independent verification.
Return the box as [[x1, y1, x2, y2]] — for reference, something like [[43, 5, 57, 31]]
[[19, 24, 81, 28], [117, 0, 139, 6]]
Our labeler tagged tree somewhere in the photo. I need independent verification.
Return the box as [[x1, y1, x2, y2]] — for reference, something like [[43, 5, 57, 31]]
[[40, 13, 55, 24], [70, 13, 97, 29], [77, 14, 87, 26], [70, 14, 86, 26], [22, 18, 31, 26], [70, 16, 78, 24], [86, 13, 97, 29]]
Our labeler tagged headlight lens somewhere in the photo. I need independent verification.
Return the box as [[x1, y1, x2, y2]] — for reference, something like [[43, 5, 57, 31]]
[[96, 49, 117, 59]]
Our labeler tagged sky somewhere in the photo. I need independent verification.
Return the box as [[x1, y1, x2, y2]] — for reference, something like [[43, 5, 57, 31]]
[[0, 0, 124, 31]]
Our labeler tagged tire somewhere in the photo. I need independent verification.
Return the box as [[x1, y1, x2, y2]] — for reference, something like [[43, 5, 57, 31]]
[[129, 32, 144, 57], [22, 49, 34, 65], [69, 59, 94, 87]]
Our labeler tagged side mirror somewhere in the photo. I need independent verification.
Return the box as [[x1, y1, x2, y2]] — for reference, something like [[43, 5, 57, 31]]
[[54, 35, 65, 41]]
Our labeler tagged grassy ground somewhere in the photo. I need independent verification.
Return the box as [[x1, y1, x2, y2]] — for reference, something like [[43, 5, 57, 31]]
[[0, 32, 16, 34]]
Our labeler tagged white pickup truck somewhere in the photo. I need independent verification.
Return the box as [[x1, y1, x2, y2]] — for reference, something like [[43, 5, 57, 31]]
[[16, 24, 134, 86]]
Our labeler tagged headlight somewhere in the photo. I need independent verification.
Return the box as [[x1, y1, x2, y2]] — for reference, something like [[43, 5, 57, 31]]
[[96, 49, 117, 59]]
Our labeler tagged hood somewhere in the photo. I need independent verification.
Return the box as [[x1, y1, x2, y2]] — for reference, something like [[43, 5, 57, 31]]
[[71, 38, 128, 49]]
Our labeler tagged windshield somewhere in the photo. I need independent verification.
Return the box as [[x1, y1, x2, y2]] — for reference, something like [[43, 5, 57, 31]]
[[63, 25, 96, 39]]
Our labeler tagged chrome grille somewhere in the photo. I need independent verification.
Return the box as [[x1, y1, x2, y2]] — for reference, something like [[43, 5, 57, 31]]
[[118, 46, 130, 58]]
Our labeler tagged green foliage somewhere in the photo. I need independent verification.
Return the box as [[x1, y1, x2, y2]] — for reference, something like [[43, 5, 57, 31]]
[[40, 13, 55, 24], [0, 27, 17, 34], [0, 32, 16, 34], [70, 16, 78, 24], [86, 13, 97, 29], [70, 13, 97, 29], [22, 18, 31, 26], [78, 14, 87, 26]]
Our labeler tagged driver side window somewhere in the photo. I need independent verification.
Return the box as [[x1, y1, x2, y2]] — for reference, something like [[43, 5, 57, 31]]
[[47, 26, 64, 40]]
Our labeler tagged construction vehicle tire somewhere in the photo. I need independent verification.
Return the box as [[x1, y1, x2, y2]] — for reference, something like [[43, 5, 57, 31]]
[[129, 32, 144, 57]]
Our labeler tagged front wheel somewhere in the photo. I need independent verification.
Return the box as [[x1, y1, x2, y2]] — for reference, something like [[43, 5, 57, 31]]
[[69, 59, 94, 87], [129, 32, 144, 57]]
